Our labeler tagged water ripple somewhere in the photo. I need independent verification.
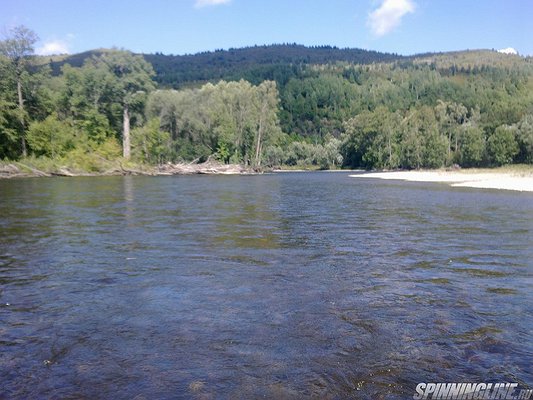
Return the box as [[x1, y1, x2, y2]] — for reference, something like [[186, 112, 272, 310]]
[[0, 173, 532, 398]]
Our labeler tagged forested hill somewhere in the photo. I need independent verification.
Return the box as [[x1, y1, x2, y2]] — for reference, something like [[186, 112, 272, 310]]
[[145, 44, 404, 87], [4, 26, 532, 172], [47, 45, 531, 90], [49, 44, 403, 87]]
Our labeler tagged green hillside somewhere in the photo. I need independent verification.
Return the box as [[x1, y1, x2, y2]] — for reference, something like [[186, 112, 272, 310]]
[[2, 28, 533, 171], [49, 44, 403, 87]]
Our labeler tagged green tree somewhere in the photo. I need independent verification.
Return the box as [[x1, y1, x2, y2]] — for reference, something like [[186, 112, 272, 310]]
[[340, 110, 376, 169], [131, 117, 171, 164], [322, 136, 343, 168], [400, 122, 424, 169], [459, 125, 485, 167], [400, 106, 447, 169], [252, 80, 282, 167], [0, 25, 38, 157], [487, 125, 519, 166], [0, 55, 20, 158], [26, 114, 76, 158], [59, 62, 115, 135], [435, 100, 468, 165], [146, 80, 281, 165], [515, 114, 533, 163], [92, 51, 155, 159]]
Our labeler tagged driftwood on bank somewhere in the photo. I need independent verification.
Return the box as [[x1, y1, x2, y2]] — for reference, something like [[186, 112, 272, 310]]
[[0, 164, 24, 178], [0, 163, 51, 178], [156, 160, 255, 175], [0, 160, 257, 179], [50, 167, 77, 177]]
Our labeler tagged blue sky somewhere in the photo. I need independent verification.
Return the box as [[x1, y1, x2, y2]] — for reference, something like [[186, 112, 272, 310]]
[[2, 0, 532, 56]]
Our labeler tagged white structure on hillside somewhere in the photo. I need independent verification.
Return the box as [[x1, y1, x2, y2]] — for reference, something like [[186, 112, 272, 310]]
[[497, 47, 518, 55]]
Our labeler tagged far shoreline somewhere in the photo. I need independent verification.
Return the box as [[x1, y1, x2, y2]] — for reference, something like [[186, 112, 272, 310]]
[[2, 161, 533, 193], [0, 160, 256, 180]]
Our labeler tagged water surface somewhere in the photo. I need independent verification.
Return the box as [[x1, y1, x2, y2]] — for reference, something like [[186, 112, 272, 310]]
[[1, 173, 532, 399]]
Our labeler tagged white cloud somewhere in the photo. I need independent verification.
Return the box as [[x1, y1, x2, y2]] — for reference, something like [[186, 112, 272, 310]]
[[195, 0, 231, 8], [36, 39, 70, 55], [368, 0, 416, 37]]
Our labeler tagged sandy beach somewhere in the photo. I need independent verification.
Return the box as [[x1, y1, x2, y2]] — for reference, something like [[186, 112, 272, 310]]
[[350, 169, 533, 192]]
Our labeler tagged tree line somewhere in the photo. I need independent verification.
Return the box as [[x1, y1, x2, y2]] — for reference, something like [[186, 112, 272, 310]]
[[1, 25, 532, 171]]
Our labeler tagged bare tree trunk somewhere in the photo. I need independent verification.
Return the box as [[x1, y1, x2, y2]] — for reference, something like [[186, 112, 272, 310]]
[[388, 135, 392, 167], [123, 104, 131, 159], [254, 122, 263, 167], [447, 128, 452, 165], [254, 99, 269, 168], [254, 112, 265, 167], [17, 79, 27, 157]]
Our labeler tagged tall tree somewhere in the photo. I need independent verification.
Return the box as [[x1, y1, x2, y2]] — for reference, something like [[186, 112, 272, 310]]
[[92, 51, 155, 159], [0, 25, 38, 157], [435, 100, 468, 165], [253, 80, 281, 167]]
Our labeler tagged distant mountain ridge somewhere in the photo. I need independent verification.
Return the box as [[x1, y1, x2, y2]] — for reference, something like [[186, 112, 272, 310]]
[[46, 44, 529, 89], [48, 44, 403, 87], [144, 44, 405, 87]]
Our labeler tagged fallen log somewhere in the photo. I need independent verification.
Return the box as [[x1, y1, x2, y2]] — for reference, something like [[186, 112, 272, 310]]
[[50, 167, 76, 177]]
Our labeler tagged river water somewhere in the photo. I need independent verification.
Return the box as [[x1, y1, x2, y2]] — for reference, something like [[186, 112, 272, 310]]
[[1, 172, 532, 399]]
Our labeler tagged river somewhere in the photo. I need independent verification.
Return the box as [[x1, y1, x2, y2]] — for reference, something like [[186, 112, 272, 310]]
[[1, 172, 532, 399]]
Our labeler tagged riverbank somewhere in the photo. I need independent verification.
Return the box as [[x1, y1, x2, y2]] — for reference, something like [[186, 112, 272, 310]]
[[3, 161, 533, 192], [350, 166, 533, 192], [0, 160, 255, 179]]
